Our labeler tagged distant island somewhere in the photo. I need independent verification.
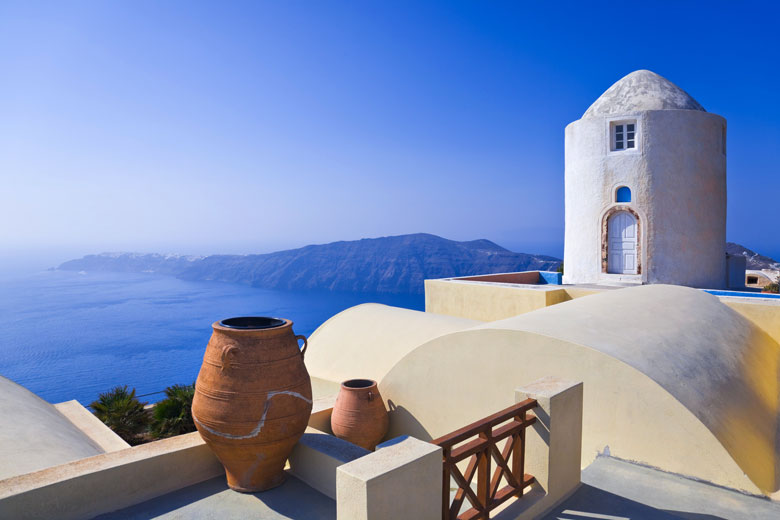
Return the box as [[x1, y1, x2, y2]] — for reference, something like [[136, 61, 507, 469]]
[[57, 235, 779, 294], [57, 233, 562, 294]]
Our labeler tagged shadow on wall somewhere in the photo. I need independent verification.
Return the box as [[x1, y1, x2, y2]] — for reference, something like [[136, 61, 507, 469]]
[[386, 400, 432, 442]]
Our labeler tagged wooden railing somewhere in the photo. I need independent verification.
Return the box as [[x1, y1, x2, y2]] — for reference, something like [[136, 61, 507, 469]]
[[431, 399, 538, 520]]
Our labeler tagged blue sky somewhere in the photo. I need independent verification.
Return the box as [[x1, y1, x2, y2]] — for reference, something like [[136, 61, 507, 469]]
[[1, 1, 778, 268]]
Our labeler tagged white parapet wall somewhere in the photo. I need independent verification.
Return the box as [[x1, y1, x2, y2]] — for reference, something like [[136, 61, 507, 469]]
[[289, 426, 370, 499], [53, 400, 130, 453], [495, 377, 584, 519], [0, 381, 587, 519], [336, 436, 443, 520], [330, 378, 583, 520], [0, 432, 224, 520]]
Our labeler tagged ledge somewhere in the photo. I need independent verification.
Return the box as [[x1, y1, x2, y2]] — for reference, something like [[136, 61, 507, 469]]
[[0, 394, 347, 520], [54, 400, 130, 453], [0, 432, 223, 520]]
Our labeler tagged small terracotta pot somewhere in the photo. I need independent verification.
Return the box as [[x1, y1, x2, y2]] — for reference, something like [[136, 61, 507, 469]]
[[331, 379, 389, 450], [192, 317, 312, 492]]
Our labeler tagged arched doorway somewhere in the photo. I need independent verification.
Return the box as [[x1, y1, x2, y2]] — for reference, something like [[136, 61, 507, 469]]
[[607, 211, 638, 274]]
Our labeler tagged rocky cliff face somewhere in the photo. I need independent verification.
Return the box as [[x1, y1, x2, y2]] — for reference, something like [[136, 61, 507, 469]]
[[726, 243, 780, 271], [58, 233, 562, 294]]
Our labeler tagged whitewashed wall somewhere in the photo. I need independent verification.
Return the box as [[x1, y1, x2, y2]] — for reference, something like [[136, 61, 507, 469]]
[[563, 109, 727, 288]]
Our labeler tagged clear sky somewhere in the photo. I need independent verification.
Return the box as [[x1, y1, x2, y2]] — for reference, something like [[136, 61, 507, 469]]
[[1, 1, 778, 270]]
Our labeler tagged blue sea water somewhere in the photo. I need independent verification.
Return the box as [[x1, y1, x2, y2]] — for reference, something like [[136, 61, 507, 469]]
[[0, 270, 423, 406]]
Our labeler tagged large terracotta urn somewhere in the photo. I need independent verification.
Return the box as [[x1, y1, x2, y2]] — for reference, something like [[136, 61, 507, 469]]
[[192, 317, 312, 492], [331, 379, 389, 450]]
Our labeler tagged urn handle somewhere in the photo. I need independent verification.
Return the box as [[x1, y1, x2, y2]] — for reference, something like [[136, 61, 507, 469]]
[[221, 344, 238, 372], [296, 335, 308, 358]]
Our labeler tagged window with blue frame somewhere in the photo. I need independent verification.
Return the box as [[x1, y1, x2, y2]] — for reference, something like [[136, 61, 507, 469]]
[[616, 186, 631, 203]]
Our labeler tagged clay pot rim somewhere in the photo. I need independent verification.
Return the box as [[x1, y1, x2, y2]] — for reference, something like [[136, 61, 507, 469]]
[[212, 317, 292, 334], [341, 378, 377, 390]]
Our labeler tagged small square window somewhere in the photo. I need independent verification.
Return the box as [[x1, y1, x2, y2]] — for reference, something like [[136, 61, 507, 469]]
[[611, 121, 637, 152]]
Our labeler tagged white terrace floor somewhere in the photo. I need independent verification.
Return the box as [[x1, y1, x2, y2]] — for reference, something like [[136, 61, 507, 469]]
[[96, 456, 780, 520], [96, 473, 335, 520], [539, 457, 780, 520]]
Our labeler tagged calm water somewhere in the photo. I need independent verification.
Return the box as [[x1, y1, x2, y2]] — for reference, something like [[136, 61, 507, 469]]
[[0, 270, 423, 406]]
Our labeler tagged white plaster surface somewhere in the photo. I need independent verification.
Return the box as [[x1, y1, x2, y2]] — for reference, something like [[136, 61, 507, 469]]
[[309, 285, 779, 496], [493, 378, 583, 520], [543, 456, 780, 520], [305, 303, 478, 385], [0, 432, 224, 520], [95, 474, 335, 520], [337, 436, 442, 520], [483, 285, 779, 493], [54, 400, 130, 452], [583, 70, 705, 117], [564, 70, 727, 288], [289, 426, 369, 499], [0, 375, 105, 480]]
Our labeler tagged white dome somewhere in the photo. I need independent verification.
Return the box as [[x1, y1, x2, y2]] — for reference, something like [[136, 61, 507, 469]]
[[0, 376, 104, 479], [583, 70, 705, 118]]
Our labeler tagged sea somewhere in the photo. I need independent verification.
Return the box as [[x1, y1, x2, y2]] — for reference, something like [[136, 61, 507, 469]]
[[0, 270, 423, 406]]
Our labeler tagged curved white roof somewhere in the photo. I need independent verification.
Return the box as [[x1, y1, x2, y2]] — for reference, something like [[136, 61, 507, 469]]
[[0, 376, 105, 479], [583, 70, 705, 118], [305, 303, 478, 392], [309, 285, 780, 496]]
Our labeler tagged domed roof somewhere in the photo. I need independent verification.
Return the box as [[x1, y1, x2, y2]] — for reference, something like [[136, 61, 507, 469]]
[[0, 376, 105, 479], [583, 70, 705, 118]]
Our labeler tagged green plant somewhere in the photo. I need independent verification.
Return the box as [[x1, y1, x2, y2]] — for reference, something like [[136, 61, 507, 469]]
[[90, 386, 150, 445], [556, 261, 564, 274], [150, 383, 196, 438]]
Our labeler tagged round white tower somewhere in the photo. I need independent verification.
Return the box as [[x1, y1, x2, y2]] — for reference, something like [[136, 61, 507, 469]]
[[563, 70, 727, 288]]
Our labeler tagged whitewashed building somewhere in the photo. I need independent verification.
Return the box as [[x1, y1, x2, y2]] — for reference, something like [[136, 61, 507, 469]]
[[563, 70, 728, 288]]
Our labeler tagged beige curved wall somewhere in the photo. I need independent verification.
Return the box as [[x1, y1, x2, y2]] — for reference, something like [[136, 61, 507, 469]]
[[307, 286, 780, 497], [305, 303, 478, 396], [474, 284, 779, 494], [380, 328, 768, 495], [0, 376, 105, 479]]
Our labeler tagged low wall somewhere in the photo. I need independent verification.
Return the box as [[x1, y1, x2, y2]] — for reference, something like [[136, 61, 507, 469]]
[[424, 279, 601, 321], [0, 397, 340, 520], [426, 279, 551, 321], [449, 271, 562, 286], [0, 433, 224, 520], [0, 394, 453, 519], [456, 272, 540, 284], [337, 436, 442, 520], [53, 400, 130, 453], [722, 297, 780, 345]]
